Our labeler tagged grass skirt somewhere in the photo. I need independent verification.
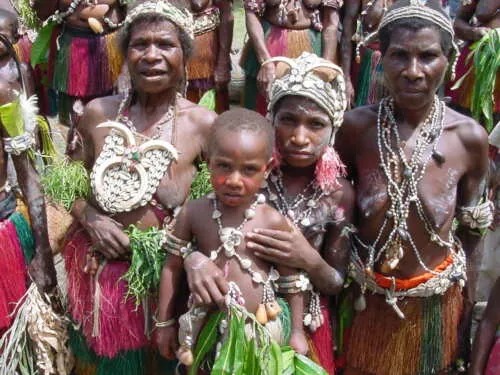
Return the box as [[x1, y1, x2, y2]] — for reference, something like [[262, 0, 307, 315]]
[[344, 285, 463, 375], [186, 28, 229, 112], [64, 225, 177, 374], [0, 196, 35, 333], [50, 26, 123, 99], [353, 44, 388, 107], [240, 21, 322, 114], [486, 335, 500, 375]]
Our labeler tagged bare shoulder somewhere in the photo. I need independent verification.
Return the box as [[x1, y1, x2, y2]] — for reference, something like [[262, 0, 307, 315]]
[[445, 107, 488, 154], [78, 95, 123, 133], [337, 105, 378, 145], [332, 178, 355, 209], [260, 203, 290, 231], [177, 97, 217, 138]]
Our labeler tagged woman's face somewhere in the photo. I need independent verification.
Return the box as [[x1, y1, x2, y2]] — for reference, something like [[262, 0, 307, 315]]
[[382, 26, 448, 110], [274, 96, 333, 168], [127, 19, 184, 94]]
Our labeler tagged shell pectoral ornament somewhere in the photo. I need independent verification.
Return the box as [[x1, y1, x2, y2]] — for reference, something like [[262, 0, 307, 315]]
[[90, 121, 179, 214]]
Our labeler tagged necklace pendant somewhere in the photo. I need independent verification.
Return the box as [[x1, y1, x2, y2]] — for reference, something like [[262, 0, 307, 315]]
[[307, 199, 317, 208], [300, 217, 311, 227], [403, 168, 412, 179], [269, 193, 278, 201], [244, 208, 256, 219], [212, 209, 222, 219], [287, 209, 296, 219]]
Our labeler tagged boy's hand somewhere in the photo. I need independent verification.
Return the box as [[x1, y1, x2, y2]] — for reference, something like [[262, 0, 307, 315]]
[[184, 251, 229, 309], [156, 325, 179, 360]]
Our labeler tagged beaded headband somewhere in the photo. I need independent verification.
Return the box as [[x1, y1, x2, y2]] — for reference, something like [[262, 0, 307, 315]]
[[264, 52, 347, 143], [124, 0, 194, 41], [360, 0, 460, 79]]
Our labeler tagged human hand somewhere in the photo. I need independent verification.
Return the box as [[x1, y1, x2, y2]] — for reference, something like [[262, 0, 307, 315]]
[[156, 325, 179, 360], [81, 205, 130, 259], [214, 62, 231, 91], [471, 27, 490, 42], [246, 223, 320, 271], [184, 251, 229, 309], [289, 329, 309, 355], [28, 251, 57, 293], [257, 63, 275, 96]]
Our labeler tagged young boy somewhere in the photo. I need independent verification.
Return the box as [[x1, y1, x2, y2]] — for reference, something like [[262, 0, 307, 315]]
[[156, 108, 309, 368]]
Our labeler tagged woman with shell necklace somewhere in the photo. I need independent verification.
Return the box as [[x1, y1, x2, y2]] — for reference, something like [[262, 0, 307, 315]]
[[182, 52, 355, 374], [63, 2, 216, 374], [336, 0, 490, 374]]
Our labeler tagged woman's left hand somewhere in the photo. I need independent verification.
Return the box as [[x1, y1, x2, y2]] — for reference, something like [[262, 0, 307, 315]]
[[245, 224, 320, 270]]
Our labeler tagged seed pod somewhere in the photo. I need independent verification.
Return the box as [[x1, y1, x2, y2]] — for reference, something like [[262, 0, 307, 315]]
[[88, 17, 104, 34], [80, 4, 110, 20], [177, 348, 193, 366], [256, 303, 268, 325], [265, 301, 282, 320]]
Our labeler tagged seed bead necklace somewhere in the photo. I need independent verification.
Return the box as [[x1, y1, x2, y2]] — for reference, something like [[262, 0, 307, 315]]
[[352, 96, 456, 276], [265, 169, 326, 228], [116, 92, 177, 144]]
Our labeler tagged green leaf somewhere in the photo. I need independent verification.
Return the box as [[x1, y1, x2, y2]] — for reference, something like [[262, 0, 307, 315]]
[[267, 340, 283, 375], [243, 338, 260, 375], [212, 310, 240, 374], [189, 312, 223, 375], [198, 89, 217, 111], [294, 353, 329, 375], [30, 21, 56, 68]]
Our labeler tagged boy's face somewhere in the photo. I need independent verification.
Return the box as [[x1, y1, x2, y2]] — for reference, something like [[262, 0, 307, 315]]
[[209, 130, 272, 207]]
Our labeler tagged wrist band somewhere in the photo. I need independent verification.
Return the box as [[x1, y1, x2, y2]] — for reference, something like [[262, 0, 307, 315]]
[[155, 318, 177, 328]]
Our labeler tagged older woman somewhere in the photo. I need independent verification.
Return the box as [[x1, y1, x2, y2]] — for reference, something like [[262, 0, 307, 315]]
[[180, 52, 354, 374], [336, 1, 490, 373], [64, 1, 216, 374], [240, 0, 343, 115]]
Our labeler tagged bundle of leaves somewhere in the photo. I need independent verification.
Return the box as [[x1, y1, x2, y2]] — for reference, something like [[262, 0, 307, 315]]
[[189, 304, 327, 375], [12, 0, 42, 30], [41, 159, 91, 211], [452, 28, 500, 132], [122, 225, 166, 308], [189, 161, 212, 200]]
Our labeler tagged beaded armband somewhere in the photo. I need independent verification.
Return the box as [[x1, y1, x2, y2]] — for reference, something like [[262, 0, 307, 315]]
[[456, 200, 494, 230], [276, 273, 312, 294], [3, 132, 34, 155], [163, 231, 192, 258], [244, 0, 266, 17], [322, 0, 343, 9]]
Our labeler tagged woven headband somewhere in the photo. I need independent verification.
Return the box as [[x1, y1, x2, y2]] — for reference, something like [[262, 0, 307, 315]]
[[125, 0, 194, 40], [264, 52, 347, 143]]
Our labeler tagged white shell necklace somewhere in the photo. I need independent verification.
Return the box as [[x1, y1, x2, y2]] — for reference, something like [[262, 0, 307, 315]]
[[90, 94, 179, 214], [208, 192, 279, 303], [265, 170, 326, 227]]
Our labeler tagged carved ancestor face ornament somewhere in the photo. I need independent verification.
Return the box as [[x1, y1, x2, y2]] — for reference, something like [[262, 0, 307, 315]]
[[90, 121, 178, 213]]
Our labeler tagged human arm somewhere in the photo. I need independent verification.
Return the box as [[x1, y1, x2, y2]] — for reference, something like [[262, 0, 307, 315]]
[[454, 0, 489, 42], [321, 5, 341, 63], [68, 99, 130, 259], [455, 119, 490, 363], [214, 0, 234, 92], [33, 0, 59, 21], [245, 8, 274, 95], [339, 0, 361, 108], [156, 206, 193, 359], [247, 180, 355, 295], [469, 277, 500, 375], [12, 153, 57, 292]]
